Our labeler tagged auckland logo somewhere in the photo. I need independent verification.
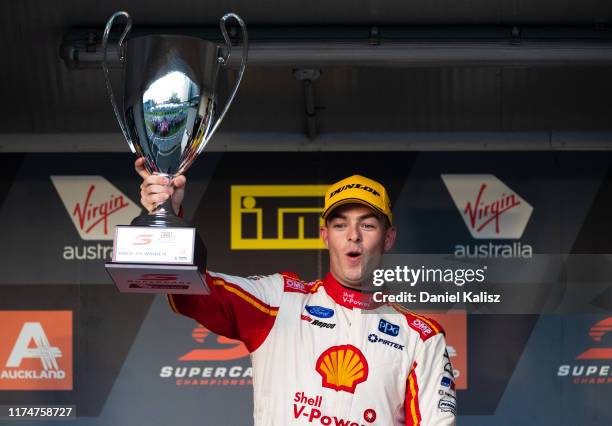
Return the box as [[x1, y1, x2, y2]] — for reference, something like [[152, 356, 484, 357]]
[[441, 175, 533, 258], [51, 176, 141, 261], [0, 311, 73, 390], [4, 323, 63, 373]]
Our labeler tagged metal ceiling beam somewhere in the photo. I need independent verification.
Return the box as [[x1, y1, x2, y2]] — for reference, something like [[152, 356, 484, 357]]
[[225, 41, 612, 67], [4, 132, 612, 152], [61, 26, 612, 68]]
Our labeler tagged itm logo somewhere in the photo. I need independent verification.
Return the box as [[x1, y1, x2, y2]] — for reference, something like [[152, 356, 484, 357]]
[[159, 324, 253, 387], [0, 311, 73, 390], [557, 317, 612, 385], [231, 185, 328, 249], [441, 175, 533, 258], [51, 175, 141, 241], [441, 174, 532, 239]]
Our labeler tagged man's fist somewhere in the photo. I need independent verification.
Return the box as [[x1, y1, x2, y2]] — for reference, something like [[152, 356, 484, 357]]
[[135, 157, 186, 215]]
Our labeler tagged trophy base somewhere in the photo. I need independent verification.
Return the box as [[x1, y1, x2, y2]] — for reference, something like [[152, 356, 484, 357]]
[[105, 263, 210, 294], [107, 225, 208, 294], [131, 211, 188, 227]]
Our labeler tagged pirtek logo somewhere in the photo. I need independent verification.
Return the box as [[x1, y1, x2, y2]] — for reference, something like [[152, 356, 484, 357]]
[[51, 176, 141, 241], [441, 174, 533, 240], [367, 333, 405, 351], [329, 183, 380, 199]]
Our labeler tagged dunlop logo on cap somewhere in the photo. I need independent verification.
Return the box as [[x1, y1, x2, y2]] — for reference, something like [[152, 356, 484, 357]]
[[328, 183, 381, 199]]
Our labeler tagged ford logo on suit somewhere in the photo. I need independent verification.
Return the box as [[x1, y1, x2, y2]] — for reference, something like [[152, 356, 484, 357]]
[[305, 305, 335, 319]]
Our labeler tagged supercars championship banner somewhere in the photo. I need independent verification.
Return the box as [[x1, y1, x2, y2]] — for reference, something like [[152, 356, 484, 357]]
[[0, 151, 610, 425]]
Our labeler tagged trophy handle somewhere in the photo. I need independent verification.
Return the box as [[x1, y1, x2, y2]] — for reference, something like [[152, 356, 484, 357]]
[[101, 11, 135, 153], [197, 13, 248, 154]]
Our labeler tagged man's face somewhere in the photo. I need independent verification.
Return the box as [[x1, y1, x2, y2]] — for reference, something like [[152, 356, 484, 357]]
[[320, 204, 396, 289]]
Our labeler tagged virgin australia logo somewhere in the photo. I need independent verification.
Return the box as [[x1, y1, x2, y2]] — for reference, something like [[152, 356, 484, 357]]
[[51, 176, 141, 240], [441, 175, 533, 258], [441, 174, 532, 239]]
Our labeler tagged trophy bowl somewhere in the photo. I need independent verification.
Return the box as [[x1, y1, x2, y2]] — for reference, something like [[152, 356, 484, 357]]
[[102, 11, 248, 227]]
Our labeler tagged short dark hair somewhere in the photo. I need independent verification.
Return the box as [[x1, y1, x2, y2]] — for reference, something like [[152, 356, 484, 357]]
[[325, 207, 391, 230]]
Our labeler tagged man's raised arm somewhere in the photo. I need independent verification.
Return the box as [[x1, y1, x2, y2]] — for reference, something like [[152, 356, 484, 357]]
[[135, 157, 285, 352]]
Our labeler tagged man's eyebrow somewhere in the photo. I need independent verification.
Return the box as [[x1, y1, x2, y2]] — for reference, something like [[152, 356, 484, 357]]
[[329, 212, 379, 221], [359, 213, 378, 220]]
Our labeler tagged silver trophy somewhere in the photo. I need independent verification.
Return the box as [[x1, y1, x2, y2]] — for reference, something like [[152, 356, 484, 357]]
[[102, 11, 247, 294]]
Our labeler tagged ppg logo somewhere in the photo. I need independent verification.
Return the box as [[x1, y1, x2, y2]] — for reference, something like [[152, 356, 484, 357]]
[[378, 319, 399, 337]]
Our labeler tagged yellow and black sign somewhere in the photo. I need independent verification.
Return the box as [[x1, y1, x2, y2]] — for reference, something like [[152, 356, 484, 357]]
[[231, 185, 328, 250]]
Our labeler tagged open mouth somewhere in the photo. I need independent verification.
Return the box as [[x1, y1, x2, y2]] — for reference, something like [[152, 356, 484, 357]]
[[346, 251, 362, 259]]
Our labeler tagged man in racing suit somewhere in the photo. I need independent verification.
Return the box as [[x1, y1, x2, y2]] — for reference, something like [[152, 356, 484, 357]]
[[138, 158, 457, 426]]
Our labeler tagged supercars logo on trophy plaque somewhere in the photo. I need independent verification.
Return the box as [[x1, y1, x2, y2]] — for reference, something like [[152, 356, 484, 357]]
[[102, 11, 248, 294]]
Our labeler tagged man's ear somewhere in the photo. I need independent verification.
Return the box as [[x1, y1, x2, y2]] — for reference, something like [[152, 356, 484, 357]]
[[320, 225, 329, 248], [384, 226, 397, 252]]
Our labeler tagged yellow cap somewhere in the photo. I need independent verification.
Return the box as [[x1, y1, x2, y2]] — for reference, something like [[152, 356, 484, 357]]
[[322, 175, 392, 224]]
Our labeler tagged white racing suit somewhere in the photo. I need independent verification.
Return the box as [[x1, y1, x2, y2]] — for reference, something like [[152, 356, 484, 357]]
[[169, 271, 457, 426]]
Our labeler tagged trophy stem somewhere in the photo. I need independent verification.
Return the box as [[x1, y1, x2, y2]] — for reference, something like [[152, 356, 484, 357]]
[[131, 173, 188, 227], [152, 172, 174, 215]]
